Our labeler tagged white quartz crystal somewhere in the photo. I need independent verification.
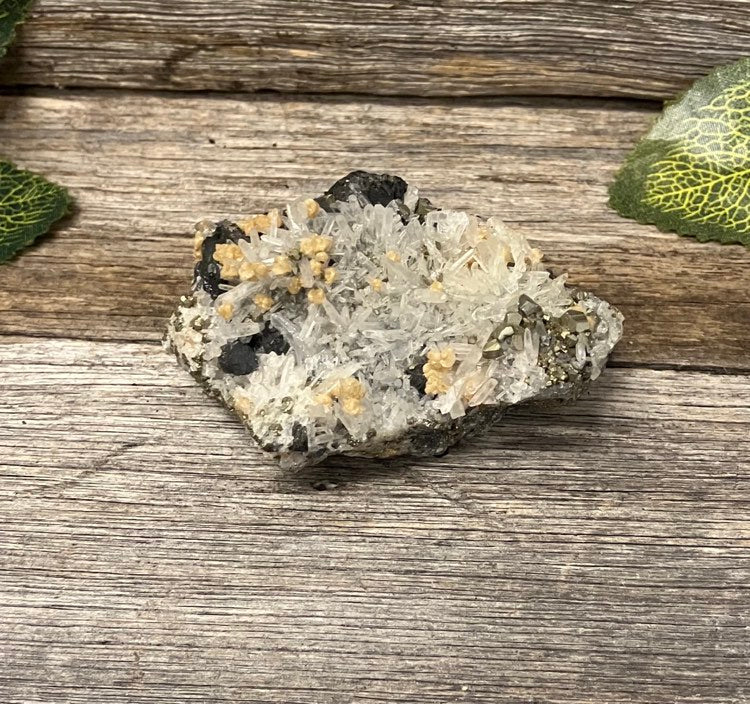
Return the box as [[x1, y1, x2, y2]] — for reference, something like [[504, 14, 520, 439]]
[[165, 172, 623, 467]]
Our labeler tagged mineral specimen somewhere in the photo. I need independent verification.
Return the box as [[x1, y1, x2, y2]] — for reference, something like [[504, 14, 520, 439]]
[[165, 171, 623, 467]]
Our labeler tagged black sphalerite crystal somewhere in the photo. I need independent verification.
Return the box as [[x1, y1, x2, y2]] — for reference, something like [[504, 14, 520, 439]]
[[218, 338, 259, 376], [218, 324, 290, 376], [195, 220, 248, 299], [290, 422, 309, 452], [316, 170, 408, 211], [253, 323, 291, 356], [406, 357, 428, 395]]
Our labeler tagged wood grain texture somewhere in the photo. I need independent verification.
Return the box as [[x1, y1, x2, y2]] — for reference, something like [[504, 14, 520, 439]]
[[0, 91, 748, 368], [3, 1, 750, 99], [1, 4, 749, 700], [1, 339, 749, 704]]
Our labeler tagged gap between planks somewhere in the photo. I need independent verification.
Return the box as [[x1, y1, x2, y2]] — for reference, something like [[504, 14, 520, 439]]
[[3, 0, 750, 101], [0, 91, 747, 370], [1, 339, 749, 704]]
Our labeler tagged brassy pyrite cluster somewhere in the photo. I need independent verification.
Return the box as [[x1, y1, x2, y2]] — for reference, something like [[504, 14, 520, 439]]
[[165, 172, 623, 466]]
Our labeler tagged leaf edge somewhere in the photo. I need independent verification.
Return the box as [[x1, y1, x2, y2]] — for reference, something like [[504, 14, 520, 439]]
[[607, 57, 750, 248], [0, 0, 36, 59], [0, 159, 72, 263]]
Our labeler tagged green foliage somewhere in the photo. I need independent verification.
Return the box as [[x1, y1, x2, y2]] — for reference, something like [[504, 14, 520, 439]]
[[0, 161, 70, 262], [610, 57, 750, 246], [0, 1, 71, 262], [0, 0, 34, 58]]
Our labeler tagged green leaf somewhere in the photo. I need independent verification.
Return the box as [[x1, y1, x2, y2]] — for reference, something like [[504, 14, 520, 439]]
[[0, 0, 34, 58], [609, 57, 750, 247], [0, 160, 70, 262]]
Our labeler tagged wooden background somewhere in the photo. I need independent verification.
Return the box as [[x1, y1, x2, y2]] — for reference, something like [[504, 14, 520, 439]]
[[1, 2, 749, 703]]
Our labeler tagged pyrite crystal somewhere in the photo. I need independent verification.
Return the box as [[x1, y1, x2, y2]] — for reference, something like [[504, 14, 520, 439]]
[[165, 172, 623, 467]]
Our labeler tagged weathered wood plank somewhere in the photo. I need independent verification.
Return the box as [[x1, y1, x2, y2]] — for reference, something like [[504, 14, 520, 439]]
[[0, 91, 748, 369], [2, 0, 750, 99], [1, 339, 749, 703]]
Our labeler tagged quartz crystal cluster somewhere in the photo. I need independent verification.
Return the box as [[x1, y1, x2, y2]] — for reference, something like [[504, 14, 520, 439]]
[[165, 172, 623, 467]]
